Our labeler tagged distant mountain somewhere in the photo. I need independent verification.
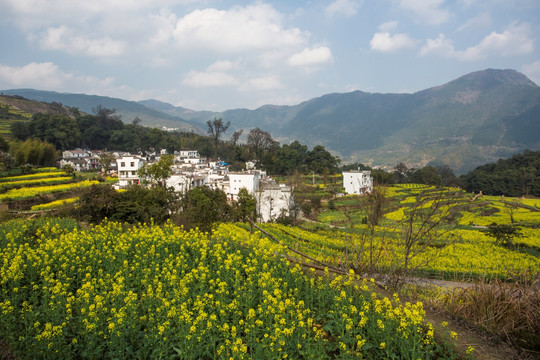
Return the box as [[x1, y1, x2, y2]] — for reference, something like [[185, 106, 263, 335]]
[[0, 89, 205, 134], [138, 99, 214, 123], [3, 69, 539, 174]]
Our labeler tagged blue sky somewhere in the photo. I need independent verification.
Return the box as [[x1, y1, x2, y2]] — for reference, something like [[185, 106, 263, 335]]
[[1, 0, 539, 111]]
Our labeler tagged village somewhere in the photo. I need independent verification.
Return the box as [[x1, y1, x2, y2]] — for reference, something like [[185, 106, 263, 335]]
[[60, 148, 374, 223]]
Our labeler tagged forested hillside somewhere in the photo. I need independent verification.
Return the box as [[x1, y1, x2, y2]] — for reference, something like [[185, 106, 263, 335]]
[[460, 150, 540, 197], [5, 69, 540, 174]]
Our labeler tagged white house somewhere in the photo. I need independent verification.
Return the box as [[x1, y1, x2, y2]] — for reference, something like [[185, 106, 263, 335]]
[[342, 170, 373, 195], [62, 149, 89, 158], [59, 158, 86, 172], [178, 150, 199, 159], [256, 183, 294, 223], [166, 174, 191, 193], [117, 156, 145, 187], [227, 171, 260, 201]]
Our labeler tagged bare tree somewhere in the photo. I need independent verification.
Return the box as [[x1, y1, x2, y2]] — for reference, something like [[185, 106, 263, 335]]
[[398, 188, 459, 274], [247, 127, 274, 162], [230, 129, 243, 146], [207, 117, 230, 157], [365, 187, 387, 271], [132, 117, 142, 127]]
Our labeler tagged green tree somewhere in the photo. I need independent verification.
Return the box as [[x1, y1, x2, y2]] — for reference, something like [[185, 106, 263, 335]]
[[306, 145, 340, 174], [179, 187, 232, 233], [0, 135, 9, 152], [274, 141, 308, 175], [460, 150, 540, 197], [99, 151, 116, 174], [393, 162, 411, 183], [77, 184, 121, 223], [62, 164, 75, 177], [28, 113, 81, 150], [372, 169, 395, 184], [9, 138, 57, 166], [485, 223, 522, 248], [113, 186, 178, 224], [235, 188, 257, 222], [10, 122, 30, 140], [412, 166, 442, 186], [138, 154, 175, 188], [77, 184, 178, 225]]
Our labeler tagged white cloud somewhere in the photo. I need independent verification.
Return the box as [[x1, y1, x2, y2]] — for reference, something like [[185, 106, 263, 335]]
[[459, 23, 534, 60], [0, 62, 63, 88], [240, 76, 283, 92], [522, 61, 540, 86], [419, 34, 456, 57], [0, 62, 114, 90], [400, 0, 450, 25], [421, 23, 534, 60], [378, 21, 398, 32], [172, 4, 307, 53], [207, 60, 241, 72], [182, 70, 238, 88], [288, 47, 333, 66], [370, 32, 417, 52], [38, 26, 126, 57], [456, 13, 492, 32], [2, 0, 179, 32], [325, 0, 362, 17]]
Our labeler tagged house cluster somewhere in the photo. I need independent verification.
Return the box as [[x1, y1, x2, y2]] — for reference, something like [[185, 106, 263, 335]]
[[60, 149, 107, 172], [115, 150, 295, 222], [60, 149, 373, 222]]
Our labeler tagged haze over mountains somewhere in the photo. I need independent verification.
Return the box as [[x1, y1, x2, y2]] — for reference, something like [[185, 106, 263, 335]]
[[3, 69, 539, 174]]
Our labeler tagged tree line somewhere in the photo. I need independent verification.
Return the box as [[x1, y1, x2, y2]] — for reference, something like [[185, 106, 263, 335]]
[[73, 183, 256, 234], [8, 106, 341, 174], [5, 102, 539, 197], [459, 150, 540, 197]]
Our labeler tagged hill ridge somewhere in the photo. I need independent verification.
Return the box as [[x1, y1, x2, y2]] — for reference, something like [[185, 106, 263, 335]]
[[3, 68, 539, 174]]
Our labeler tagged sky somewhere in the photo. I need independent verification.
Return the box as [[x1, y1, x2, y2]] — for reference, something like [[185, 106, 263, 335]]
[[0, 0, 539, 111]]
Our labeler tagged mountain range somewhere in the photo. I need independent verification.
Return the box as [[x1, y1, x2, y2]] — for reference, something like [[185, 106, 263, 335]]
[[3, 68, 539, 174]]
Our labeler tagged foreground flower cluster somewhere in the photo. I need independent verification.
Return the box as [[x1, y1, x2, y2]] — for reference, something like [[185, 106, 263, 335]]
[[0, 219, 451, 359]]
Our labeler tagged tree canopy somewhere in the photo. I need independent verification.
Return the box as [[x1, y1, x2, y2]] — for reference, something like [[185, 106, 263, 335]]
[[460, 150, 540, 197], [138, 154, 175, 188]]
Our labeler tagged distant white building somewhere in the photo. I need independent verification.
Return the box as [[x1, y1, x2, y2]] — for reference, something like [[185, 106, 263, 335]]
[[227, 171, 261, 201], [178, 150, 199, 159], [342, 170, 373, 195], [117, 156, 145, 187], [62, 149, 89, 158], [59, 158, 87, 172], [256, 183, 294, 223]]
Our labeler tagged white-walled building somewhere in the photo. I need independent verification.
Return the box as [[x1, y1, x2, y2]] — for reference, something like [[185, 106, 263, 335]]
[[342, 170, 373, 195], [178, 150, 199, 158], [59, 158, 87, 172], [62, 149, 89, 158], [166, 174, 191, 193], [117, 156, 145, 187], [256, 184, 294, 223], [227, 171, 261, 201]]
